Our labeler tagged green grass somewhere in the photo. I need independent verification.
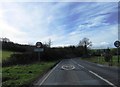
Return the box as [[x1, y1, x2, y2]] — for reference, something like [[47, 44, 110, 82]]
[[81, 56, 120, 66], [2, 62, 56, 87], [0, 50, 13, 61]]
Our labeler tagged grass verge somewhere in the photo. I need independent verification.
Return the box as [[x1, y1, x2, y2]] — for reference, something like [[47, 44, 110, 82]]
[[81, 56, 120, 66], [2, 61, 56, 87], [0, 50, 13, 62]]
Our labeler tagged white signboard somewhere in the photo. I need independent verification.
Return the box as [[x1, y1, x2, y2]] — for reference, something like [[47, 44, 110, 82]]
[[34, 48, 44, 52]]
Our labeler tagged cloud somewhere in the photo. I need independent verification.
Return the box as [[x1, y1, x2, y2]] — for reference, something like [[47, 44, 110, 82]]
[[0, 2, 118, 48], [0, 20, 28, 44], [0, 0, 119, 2]]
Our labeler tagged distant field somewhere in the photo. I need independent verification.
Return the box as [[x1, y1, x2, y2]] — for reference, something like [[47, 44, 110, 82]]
[[0, 50, 13, 62], [81, 56, 119, 66], [2, 62, 55, 86]]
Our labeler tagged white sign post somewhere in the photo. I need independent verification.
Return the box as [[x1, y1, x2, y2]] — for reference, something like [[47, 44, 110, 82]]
[[34, 42, 44, 61]]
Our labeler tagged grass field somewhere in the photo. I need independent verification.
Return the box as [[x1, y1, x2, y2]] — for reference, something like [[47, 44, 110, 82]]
[[2, 61, 56, 87], [81, 56, 119, 66], [0, 50, 13, 61], [1, 50, 56, 86]]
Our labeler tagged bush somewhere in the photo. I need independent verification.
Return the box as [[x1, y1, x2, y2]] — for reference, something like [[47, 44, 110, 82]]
[[2, 52, 38, 66], [104, 54, 112, 62]]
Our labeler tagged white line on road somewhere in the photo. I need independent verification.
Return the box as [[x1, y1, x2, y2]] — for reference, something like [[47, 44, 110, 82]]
[[71, 59, 117, 87], [89, 70, 117, 87], [77, 64, 85, 68], [39, 61, 61, 85], [97, 64, 104, 67], [71, 59, 85, 68], [61, 64, 75, 70]]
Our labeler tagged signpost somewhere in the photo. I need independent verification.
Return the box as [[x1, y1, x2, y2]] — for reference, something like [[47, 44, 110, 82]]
[[36, 42, 43, 48], [114, 41, 120, 63], [34, 48, 44, 52], [34, 42, 44, 61]]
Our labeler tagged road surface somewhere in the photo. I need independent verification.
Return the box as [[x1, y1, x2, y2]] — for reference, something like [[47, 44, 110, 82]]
[[33, 58, 119, 87]]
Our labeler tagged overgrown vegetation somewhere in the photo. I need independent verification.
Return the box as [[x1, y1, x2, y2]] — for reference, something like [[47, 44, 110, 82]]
[[81, 56, 119, 66], [2, 62, 55, 87], [1, 38, 119, 66], [1, 40, 88, 66], [2, 46, 84, 66], [1, 51, 13, 60]]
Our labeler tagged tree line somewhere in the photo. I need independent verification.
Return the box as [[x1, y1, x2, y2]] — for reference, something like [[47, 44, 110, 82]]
[[1, 37, 118, 66]]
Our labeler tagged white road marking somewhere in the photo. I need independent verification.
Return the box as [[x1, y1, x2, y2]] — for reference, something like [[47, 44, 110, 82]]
[[71, 59, 85, 68], [39, 61, 61, 85], [77, 64, 85, 68], [97, 64, 104, 67], [71, 59, 117, 87], [61, 64, 75, 70], [89, 70, 117, 87], [40, 59, 117, 86]]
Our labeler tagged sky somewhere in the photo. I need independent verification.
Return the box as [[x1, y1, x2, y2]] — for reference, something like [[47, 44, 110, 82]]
[[0, 1, 119, 49]]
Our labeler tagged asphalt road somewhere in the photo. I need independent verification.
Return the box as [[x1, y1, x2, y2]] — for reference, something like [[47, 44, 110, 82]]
[[33, 58, 119, 87]]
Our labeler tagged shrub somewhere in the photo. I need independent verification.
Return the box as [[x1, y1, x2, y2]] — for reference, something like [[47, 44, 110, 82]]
[[2, 52, 38, 66], [104, 53, 112, 62]]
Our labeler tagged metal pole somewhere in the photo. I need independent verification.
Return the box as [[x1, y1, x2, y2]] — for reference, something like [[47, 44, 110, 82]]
[[97, 56, 99, 63], [118, 47, 119, 63], [111, 55, 113, 66], [38, 52, 40, 61]]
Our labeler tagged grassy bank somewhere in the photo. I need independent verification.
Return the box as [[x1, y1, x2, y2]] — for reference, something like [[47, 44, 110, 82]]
[[2, 61, 56, 87], [0, 50, 13, 62], [81, 56, 119, 66]]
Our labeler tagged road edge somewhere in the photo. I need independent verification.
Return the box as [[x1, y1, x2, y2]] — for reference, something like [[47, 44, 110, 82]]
[[31, 60, 61, 86]]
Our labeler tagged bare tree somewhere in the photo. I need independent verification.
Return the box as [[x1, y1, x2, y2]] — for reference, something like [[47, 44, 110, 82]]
[[44, 39, 52, 48], [48, 39, 52, 48], [78, 37, 92, 56]]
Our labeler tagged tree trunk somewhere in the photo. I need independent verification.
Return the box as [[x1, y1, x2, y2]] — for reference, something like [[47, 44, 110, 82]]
[[84, 44, 87, 56]]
